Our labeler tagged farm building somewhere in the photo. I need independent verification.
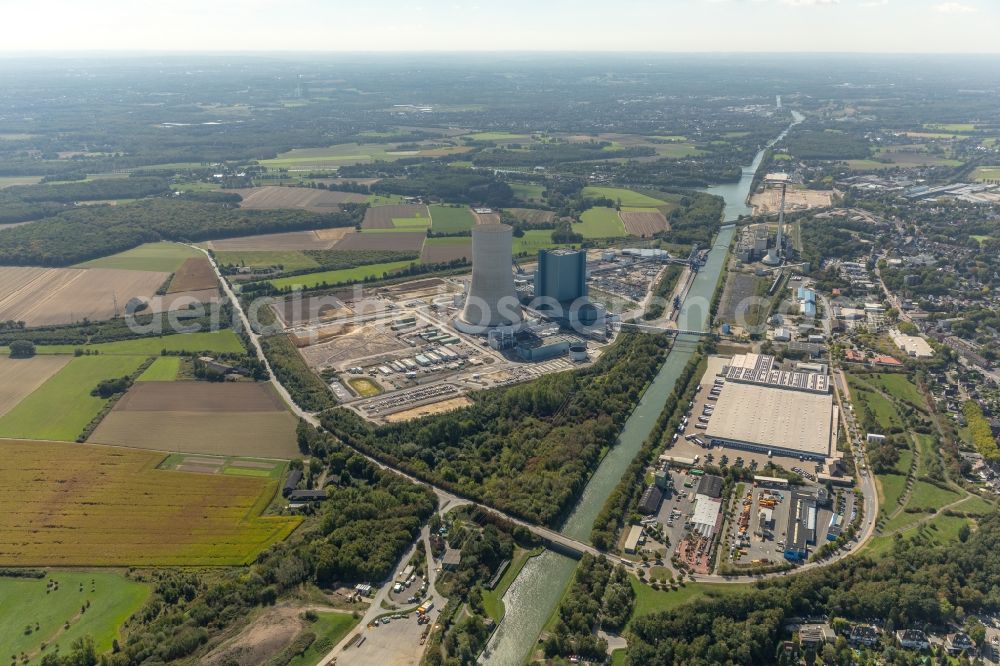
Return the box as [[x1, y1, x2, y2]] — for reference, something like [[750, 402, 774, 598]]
[[283, 469, 303, 497], [288, 489, 327, 502]]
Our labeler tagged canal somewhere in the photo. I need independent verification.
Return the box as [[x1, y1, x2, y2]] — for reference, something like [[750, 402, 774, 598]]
[[482, 112, 801, 665]]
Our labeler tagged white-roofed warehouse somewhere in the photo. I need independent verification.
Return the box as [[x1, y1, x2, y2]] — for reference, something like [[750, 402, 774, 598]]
[[704, 381, 836, 460]]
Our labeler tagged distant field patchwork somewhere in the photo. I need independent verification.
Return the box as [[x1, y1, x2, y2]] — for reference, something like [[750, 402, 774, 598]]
[[166, 257, 218, 293], [268, 259, 419, 290], [582, 186, 667, 207], [362, 204, 429, 230], [204, 229, 353, 252], [620, 207, 668, 236], [90, 382, 300, 458], [0, 439, 301, 566], [578, 207, 628, 238], [429, 204, 475, 233]]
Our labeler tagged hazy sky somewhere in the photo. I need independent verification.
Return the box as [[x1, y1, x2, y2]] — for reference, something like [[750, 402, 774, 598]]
[[1, 0, 997, 53]]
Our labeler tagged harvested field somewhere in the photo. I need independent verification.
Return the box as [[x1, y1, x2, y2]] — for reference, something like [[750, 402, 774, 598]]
[[298, 321, 409, 368], [205, 229, 353, 252], [750, 188, 834, 215], [422, 237, 473, 263], [167, 257, 218, 293], [149, 288, 221, 312], [620, 208, 668, 236], [90, 382, 300, 458], [362, 204, 429, 230], [225, 186, 367, 211], [333, 231, 426, 253], [0, 266, 169, 326], [113, 381, 286, 412], [0, 356, 71, 417], [0, 439, 300, 566], [507, 208, 556, 226], [384, 396, 473, 422]]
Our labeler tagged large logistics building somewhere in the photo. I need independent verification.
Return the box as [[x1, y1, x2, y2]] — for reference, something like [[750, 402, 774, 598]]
[[704, 353, 838, 461]]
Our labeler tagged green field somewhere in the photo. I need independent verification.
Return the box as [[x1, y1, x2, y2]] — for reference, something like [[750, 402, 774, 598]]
[[894, 448, 914, 475], [392, 216, 431, 230], [0, 355, 147, 441], [868, 373, 924, 409], [914, 434, 938, 477], [424, 236, 472, 247], [18, 330, 246, 357], [214, 250, 320, 271], [0, 572, 150, 663], [261, 143, 470, 170], [629, 578, 748, 627], [429, 204, 475, 233], [0, 175, 43, 188], [512, 230, 571, 256], [158, 452, 287, 479], [75, 242, 202, 272], [952, 494, 997, 515], [907, 481, 961, 511], [137, 356, 182, 381], [578, 207, 628, 238], [465, 131, 530, 141], [286, 612, 361, 666], [850, 384, 903, 430], [925, 123, 976, 132], [877, 473, 908, 514], [971, 166, 1000, 182], [582, 186, 666, 207], [269, 260, 418, 290], [366, 194, 409, 206], [510, 182, 546, 203]]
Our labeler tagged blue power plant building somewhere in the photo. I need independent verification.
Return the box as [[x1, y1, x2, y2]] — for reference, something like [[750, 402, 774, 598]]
[[535, 249, 588, 304]]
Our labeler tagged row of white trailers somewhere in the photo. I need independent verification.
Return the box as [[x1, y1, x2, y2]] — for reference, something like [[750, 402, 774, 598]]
[[376, 346, 463, 376]]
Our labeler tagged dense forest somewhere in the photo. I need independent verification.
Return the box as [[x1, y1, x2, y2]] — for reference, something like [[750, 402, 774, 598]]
[[0, 200, 364, 266], [0, 177, 172, 225], [321, 332, 671, 526], [627, 514, 1000, 665]]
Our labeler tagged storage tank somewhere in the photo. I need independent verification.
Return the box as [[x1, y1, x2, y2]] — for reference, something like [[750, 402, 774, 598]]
[[455, 224, 523, 333], [569, 344, 588, 362]]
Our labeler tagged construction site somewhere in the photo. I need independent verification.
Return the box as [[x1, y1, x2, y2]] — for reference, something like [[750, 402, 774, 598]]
[[275, 225, 696, 423]]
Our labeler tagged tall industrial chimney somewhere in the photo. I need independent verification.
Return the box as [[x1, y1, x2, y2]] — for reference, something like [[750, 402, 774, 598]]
[[455, 223, 523, 334]]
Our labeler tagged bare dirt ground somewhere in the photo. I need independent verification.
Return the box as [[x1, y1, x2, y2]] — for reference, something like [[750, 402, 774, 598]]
[[620, 210, 668, 236], [90, 411, 299, 458], [148, 288, 222, 313], [750, 188, 833, 215], [167, 257, 219, 293], [362, 204, 429, 229], [333, 232, 426, 253], [297, 322, 409, 368], [204, 603, 313, 666], [0, 356, 71, 417], [205, 229, 354, 252], [472, 211, 502, 226], [225, 186, 367, 211], [113, 382, 287, 412], [0, 266, 169, 326], [273, 295, 354, 327], [383, 396, 473, 422], [421, 241, 473, 264]]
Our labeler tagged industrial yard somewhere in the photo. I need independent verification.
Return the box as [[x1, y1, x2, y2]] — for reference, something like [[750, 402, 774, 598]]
[[273, 226, 690, 423]]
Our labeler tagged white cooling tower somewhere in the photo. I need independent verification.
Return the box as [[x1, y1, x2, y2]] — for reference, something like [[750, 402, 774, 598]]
[[455, 223, 523, 334]]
